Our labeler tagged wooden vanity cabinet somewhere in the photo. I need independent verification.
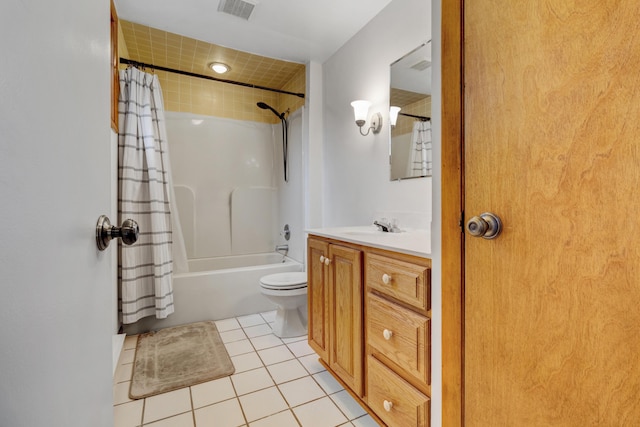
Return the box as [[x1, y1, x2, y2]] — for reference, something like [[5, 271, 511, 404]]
[[307, 234, 431, 426], [365, 251, 431, 427], [307, 236, 363, 396], [308, 238, 330, 361]]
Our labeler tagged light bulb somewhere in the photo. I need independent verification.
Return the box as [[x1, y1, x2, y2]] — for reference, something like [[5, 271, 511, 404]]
[[390, 106, 401, 126], [351, 100, 371, 127]]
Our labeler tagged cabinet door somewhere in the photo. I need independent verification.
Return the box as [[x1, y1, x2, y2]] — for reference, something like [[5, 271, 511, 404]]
[[307, 238, 329, 361], [329, 244, 363, 396]]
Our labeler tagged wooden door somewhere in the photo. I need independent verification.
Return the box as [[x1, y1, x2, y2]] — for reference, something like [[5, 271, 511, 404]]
[[463, 1, 640, 425], [308, 237, 329, 361], [329, 244, 363, 396]]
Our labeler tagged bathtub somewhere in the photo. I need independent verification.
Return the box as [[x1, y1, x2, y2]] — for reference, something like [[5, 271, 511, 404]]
[[123, 253, 304, 335]]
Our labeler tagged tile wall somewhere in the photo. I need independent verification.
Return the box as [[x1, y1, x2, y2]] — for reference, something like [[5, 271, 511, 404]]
[[117, 20, 306, 124]]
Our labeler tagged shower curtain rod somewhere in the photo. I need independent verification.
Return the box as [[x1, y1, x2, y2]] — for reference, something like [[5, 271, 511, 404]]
[[399, 112, 430, 121], [119, 58, 305, 99]]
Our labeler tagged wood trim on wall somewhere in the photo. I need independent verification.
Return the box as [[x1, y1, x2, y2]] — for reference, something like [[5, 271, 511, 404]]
[[110, 0, 119, 132], [441, 0, 464, 425]]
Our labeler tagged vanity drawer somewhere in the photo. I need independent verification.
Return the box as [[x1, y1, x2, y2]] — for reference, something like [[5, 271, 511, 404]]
[[366, 293, 430, 385], [366, 253, 430, 313], [367, 355, 430, 427]]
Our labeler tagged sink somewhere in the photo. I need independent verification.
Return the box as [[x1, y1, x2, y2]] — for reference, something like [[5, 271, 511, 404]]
[[306, 226, 430, 257], [342, 230, 381, 236], [339, 226, 379, 235], [340, 227, 401, 237]]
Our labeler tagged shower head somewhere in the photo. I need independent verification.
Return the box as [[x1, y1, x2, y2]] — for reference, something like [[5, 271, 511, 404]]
[[257, 102, 284, 119], [258, 101, 289, 182]]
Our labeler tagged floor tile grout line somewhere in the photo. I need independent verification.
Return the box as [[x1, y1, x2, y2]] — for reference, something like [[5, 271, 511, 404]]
[[237, 390, 251, 427], [139, 397, 145, 426], [115, 312, 376, 427], [140, 409, 193, 426], [188, 386, 197, 427], [235, 313, 322, 425], [226, 358, 252, 427], [231, 314, 282, 426]]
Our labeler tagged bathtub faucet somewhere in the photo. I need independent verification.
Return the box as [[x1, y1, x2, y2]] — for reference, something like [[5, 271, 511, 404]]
[[275, 244, 289, 255]]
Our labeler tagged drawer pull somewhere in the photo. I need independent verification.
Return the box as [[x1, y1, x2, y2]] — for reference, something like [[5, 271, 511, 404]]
[[319, 255, 325, 263], [382, 273, 391, 284], [324, 258, 331, 266], [383, 400, 394, 412], [383, 329, 393, 340]]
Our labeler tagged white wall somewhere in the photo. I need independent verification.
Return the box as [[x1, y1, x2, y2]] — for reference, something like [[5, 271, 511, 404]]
[[322, 0, 432, 228], [305, 61, 325, 230], [321, 0, 440, 424]]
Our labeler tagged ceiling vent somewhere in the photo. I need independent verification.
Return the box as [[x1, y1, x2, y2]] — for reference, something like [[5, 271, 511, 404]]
[[217, 0, 256, 20], [410, 59, 432, 71]]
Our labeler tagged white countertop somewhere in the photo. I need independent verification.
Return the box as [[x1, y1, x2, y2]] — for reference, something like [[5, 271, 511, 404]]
[[306, 226, 431, 258]]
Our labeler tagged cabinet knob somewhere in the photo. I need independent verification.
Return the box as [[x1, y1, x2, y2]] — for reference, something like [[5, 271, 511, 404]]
[[383, 400, 393, 412], [383, 329, 393, 340], [324, 258, 331, 266], [320, 255, 325, 263], [382, 273, 391, 284]]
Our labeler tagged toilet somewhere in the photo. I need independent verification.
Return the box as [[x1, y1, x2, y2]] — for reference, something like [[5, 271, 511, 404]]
[[259, 272, 308, 338]]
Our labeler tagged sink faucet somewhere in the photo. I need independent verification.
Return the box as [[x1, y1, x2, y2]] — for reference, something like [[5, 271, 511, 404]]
[[373, 220, 391, 232], [374, 219, 400, 233]]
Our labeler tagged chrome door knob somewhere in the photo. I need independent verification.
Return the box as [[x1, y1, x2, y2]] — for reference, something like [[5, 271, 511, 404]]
[[466, 212, 502, 239], [96, 215, 139, 251], [119, 219, 139, 245]]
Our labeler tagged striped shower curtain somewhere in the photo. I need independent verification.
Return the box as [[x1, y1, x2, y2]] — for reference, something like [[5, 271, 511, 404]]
[[118, 67, 175, 324], [409, 120, 432, 177]]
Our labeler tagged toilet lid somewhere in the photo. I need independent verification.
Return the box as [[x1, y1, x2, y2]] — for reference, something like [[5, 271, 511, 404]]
[[260, 272, 307, 290]]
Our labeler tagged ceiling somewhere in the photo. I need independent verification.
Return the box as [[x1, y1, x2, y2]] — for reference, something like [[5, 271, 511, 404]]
[[391, 42, 432, 97], [119, 20, 306, 91], [113, 0, 394, 64]]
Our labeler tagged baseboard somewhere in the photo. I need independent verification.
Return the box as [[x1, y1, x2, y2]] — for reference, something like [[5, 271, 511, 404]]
[[112, 333, 126, 377]]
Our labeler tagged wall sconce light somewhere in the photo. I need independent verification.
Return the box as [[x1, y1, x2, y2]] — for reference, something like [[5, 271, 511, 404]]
[[351, 100, 382, 136], [389, 106, 401, 127]]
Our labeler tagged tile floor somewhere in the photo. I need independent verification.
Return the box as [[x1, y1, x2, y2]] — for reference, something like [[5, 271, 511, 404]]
[[113, 310, 380, 427]]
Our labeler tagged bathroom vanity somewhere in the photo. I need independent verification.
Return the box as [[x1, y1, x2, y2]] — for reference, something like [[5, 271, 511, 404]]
[[306, 227, 431, 427]]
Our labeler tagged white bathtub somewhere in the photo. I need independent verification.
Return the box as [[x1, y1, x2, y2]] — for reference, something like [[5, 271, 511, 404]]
[[123, 253, 304, 334]]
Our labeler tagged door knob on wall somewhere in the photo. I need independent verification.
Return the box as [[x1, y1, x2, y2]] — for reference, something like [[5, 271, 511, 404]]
[[96, 215, 139, 251], [466, 212, 502, 239]]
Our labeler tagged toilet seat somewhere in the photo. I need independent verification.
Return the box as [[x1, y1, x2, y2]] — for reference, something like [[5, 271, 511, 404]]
[[260, 272, 307, 291], [259, 271, 308, 338]]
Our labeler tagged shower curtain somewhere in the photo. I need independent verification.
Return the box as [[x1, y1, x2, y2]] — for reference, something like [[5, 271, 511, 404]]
[[117, 67, 186, 324], [409, 120, 432, 177]]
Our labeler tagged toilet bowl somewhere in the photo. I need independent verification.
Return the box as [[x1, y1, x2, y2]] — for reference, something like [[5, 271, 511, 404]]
[[259, 272, 308, 338]]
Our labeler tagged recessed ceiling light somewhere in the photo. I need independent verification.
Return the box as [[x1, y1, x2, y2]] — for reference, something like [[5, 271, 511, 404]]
[[209, 62, 230, 74]]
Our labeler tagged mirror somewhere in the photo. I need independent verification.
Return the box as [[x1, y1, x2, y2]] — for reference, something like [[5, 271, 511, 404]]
[[389, 42, 432, 181]]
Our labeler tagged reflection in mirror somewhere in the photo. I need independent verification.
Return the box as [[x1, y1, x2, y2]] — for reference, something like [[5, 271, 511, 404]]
[[389, 41, 432, 181]]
